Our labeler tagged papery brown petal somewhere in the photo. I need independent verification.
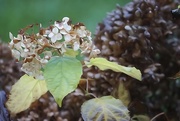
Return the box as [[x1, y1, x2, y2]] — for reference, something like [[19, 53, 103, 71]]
[[13, 39, 21, 44]]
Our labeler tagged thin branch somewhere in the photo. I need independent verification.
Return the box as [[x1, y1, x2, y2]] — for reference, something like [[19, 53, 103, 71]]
[[78, 78, 97, 98], [85, 92, 97, 98], [84, 78, 97, 98], [150, 112, 169, 121]]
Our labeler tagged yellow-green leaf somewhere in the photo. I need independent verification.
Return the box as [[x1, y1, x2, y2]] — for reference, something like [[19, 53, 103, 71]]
[[81, 96, 130, 121], [112, 81, 130, 106], [85, 57, 142, 81], [64, 48, 79, 57], [6, 74, 48, 115], [131, 115, 150, 121]]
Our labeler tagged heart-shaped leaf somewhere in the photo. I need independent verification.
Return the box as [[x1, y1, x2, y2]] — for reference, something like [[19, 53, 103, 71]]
[[81, 96, 130, 121], [43, 56, 82, 107], [6, 74, 48, 115]]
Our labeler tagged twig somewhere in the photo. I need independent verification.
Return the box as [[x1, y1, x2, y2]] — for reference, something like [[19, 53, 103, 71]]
[[78, 78, 97, 98], [150, 112, 169, 121]]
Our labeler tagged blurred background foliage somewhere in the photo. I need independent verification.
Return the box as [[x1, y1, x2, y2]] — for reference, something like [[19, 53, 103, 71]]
[[0, 0, 130, 42]]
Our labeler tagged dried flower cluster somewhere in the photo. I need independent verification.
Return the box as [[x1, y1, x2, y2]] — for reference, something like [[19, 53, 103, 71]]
[[84, 0, 180, 120], [9, 17, 100, 80], [94, 0, 180, 83]]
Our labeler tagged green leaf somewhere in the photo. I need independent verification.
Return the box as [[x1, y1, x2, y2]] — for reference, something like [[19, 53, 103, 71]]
[[85, 57, 142, 81], [63, 49, 84, 61], [131, 115, 150, 121], [6, 74, 48, 115], [112, 81, 130, 106], [43, 56, 82, 107], [64, 48, 79, 57], [81, 96, 130, 121]]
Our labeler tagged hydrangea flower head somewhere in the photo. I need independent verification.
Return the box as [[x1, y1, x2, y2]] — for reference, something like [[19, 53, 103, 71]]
[[9, 17, 100, 79]]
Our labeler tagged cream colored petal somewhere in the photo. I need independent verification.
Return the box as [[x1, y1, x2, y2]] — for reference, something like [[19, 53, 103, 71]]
[[20, 42, 26, 48], [64, 24, 71, 32], [9, 32, 14, 40], [17, 34, 23, 40], [73, 42, 80, 51], [61, 45, 67, 53], [45, 30, 51, 35], [12, 50, 21, 60], [48, 32, 54, 38], [52, 42, 62, 48], [60, 29, 67, 35], [55, 33, 62, 40], [9, 41, 14, 48], [52, 27, 59, 34], [77, 29, 86, 37], [54, 21, 63, 29], [51, 36, 57, 43], [62, 17, 70, 23], [40, 59, 48, 64], [64, 34, 72, 42]]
